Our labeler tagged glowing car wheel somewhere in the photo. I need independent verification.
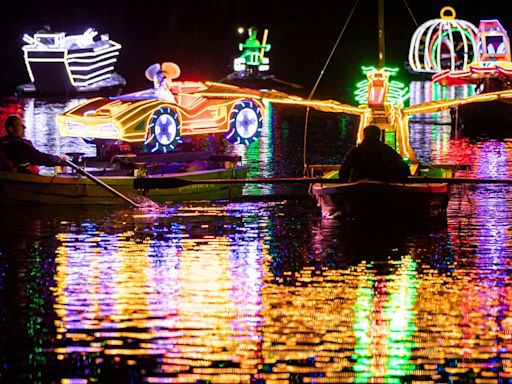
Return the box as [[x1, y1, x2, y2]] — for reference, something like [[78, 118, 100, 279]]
[[225, 99, 263, 145], [144, 106, 181, 153]]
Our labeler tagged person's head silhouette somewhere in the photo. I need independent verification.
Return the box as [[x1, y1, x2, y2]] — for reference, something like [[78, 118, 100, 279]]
[[4, 114, 25, 137], [363, 125, 381, 142]]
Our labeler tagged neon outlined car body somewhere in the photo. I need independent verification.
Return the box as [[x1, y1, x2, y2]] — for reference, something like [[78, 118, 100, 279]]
[[56, 61, 361, 153], [57, 81, 270, 152]]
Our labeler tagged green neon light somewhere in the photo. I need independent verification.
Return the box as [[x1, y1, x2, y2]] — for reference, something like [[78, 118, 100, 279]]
[[362, 65, 400, 75], [235, 27, 271, 71], [355, 80, 369, 104], [354, 66, 409, 105]]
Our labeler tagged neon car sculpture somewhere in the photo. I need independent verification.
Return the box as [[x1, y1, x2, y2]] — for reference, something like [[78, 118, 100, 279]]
[[57, 62, 349, 154], [57, 62, 277, 154]]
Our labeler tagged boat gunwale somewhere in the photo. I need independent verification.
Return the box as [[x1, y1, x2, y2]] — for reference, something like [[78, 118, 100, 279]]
[[0, 166, 247, 185], [311, 179, 450, 195]]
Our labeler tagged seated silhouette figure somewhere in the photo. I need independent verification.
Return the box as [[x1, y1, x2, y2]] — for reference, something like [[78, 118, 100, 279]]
[[145, 62, 181, 103]]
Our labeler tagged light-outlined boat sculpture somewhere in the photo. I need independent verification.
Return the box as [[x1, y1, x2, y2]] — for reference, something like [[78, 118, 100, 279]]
[[17, 27, 125, 97]]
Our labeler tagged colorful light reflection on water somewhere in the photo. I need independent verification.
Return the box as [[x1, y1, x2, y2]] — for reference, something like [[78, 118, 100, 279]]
[[2, 86, 512, 382]]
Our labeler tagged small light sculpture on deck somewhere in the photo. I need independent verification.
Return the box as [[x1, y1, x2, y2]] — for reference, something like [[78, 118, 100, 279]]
[[408, 7, 478, 74], [234, 27, 271, 74]]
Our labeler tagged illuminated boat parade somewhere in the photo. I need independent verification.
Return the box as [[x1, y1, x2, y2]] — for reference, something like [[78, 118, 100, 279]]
[[1, 4, 512, 215], [4, 3, 512, 384]]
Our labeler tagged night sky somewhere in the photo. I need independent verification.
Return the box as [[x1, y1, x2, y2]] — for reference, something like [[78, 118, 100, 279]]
[[0, 0, 511, 99]]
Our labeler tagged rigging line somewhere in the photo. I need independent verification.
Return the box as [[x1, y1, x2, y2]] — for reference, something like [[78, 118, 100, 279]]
[[302, 0, 360, 175], [307, 0, 360, 101], [402, 0, 419, 27]]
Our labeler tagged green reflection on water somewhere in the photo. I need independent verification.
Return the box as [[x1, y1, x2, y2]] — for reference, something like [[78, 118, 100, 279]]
[[353, 257, 418, 382]]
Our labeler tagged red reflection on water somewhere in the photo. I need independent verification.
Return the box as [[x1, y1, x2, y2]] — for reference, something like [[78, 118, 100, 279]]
[[445, 140, 512, 379]]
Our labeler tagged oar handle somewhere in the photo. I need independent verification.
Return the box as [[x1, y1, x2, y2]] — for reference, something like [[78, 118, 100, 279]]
[[65, 160, 141, 208]]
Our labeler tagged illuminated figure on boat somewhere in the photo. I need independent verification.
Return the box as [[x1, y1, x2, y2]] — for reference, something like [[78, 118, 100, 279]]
[[234, 27, 271, 74]]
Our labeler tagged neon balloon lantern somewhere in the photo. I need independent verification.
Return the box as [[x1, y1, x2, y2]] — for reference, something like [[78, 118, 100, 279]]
[[408, 7, 478, 73], [433, 19, 512, 92]]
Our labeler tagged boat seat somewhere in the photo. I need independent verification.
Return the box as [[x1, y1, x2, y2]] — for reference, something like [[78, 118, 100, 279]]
[[208, 154, 242, 163], [88, 168, 134, 177], [306, 164, 340, 177], [65, 152, 85, 165], [147, 163, 190, 174]]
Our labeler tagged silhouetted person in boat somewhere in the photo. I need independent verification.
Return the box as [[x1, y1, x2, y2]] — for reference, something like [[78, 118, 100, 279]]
[[338, 124, 411, 182], [0, 115, 67, 174]]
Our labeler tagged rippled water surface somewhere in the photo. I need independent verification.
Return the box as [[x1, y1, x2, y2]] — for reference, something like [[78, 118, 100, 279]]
[[2, 84, 512, 383]]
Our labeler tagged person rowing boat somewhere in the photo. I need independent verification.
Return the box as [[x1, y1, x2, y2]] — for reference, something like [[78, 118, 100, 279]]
[[338, 125, 411, 183], [0, 115, 68, 174]]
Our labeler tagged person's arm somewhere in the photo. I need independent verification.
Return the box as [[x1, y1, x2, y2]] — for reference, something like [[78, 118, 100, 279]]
[[384, 146, 411, 177], [6, 140, 62, 167], [338, 148, 355, 182]]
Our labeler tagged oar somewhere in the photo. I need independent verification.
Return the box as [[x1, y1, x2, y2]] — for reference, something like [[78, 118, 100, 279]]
[[133, 176, 512, 190], [409, 177, 512, 185], [65, 159, 142, 208], [134, 177, 343, 189]]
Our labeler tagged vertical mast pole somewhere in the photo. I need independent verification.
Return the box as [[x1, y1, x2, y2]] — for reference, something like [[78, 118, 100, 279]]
[[378, 0, 385, 67]]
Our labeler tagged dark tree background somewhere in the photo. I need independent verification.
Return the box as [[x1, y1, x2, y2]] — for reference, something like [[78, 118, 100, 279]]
[[0, 0, 510, 99]]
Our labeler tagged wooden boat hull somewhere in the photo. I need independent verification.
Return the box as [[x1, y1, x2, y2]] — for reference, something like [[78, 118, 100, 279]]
[[0, 167, 249, 205], [311, 180, 452, 219]]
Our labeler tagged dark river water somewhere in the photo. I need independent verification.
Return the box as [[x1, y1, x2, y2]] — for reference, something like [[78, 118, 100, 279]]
[[2, 82, 512, 383]]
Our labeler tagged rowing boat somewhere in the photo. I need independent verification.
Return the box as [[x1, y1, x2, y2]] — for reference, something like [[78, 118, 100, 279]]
[[0, 152, 248, 205], [310, 170, 452, 219]]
